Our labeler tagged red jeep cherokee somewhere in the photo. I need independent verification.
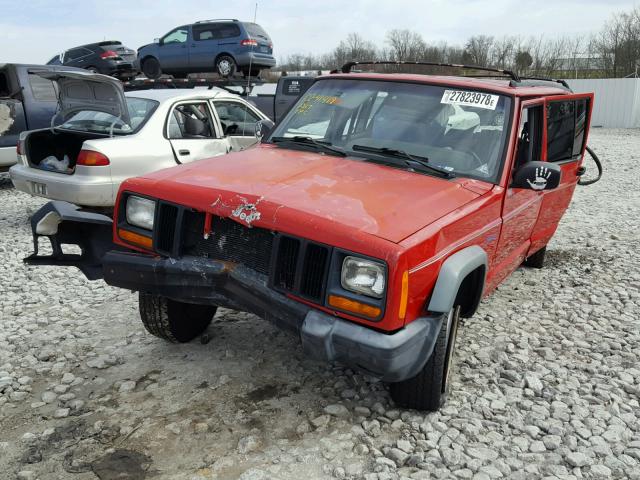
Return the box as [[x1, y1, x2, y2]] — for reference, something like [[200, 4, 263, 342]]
[[27, 62, 595, 411]]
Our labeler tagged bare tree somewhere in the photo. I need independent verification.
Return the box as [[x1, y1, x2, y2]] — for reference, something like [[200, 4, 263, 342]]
[[386, 29, 426, 61]]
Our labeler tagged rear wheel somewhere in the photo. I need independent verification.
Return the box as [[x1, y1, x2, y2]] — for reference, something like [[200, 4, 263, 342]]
[[524, 246, 546, 269], [389, 306, 461, 411], [138, 293, 216, 343], [86, 66, 99, 73], [215, 55, 237, 77], [142, 58, 162, 79]]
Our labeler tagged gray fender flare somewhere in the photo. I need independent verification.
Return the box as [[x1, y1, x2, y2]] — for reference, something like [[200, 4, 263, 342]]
[[427, 245, 488, 314]]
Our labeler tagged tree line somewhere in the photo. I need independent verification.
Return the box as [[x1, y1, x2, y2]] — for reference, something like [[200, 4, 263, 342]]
[[278, 6, 640, 79]]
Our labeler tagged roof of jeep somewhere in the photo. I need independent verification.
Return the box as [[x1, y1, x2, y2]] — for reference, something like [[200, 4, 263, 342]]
[[321, 73, 571, 97]]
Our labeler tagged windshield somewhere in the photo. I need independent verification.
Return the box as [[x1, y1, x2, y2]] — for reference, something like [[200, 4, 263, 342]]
[[59, 97, 158, 134], [269, 79, 512, 182]]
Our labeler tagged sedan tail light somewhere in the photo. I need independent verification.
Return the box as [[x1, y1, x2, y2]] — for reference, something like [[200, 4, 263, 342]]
[[100, 50, 119, 59], [77, 150, 110, 166], [240, 39, 258, 47]]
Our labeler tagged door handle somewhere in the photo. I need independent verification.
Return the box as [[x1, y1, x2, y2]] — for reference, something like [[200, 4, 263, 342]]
[[576, 166, 586, 176], [178, 149, 190, 156]]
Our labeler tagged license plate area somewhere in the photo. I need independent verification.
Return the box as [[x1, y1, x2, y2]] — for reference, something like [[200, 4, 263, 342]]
[[31, 182, 48, 196]]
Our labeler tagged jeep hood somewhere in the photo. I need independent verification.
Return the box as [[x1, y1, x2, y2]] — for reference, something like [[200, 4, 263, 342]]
[[141, 146, 483, 243], [33, 70, 129, 124]]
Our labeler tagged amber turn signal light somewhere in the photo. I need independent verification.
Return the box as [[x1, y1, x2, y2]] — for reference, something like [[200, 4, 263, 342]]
[[118, 228, 153, 250], [328, 295, 381, 319]]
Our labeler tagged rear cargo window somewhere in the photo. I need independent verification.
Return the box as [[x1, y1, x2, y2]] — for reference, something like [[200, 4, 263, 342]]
[[244, 23, 270, 40], [28, 74, 57, 102]]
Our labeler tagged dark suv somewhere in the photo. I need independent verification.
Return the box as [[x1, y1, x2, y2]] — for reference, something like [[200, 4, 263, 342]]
[[47, 41, 139, 80], [137, 19, 275, 79]]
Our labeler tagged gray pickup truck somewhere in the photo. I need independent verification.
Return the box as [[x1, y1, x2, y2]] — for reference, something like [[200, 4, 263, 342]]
[[249, 75, 314, 122], [0, 64, 82, 171]]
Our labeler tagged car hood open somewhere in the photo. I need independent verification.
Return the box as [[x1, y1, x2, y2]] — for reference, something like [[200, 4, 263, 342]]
[[140, 146, 484, 243], [33, 70, 129, 124]]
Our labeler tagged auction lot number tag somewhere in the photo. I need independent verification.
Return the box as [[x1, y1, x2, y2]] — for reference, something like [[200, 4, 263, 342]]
[[441, 90, 499, 110]]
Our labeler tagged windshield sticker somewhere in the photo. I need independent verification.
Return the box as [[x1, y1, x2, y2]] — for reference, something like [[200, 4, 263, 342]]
[[296, 94, 342, 114], [441, 90, 499, 110]]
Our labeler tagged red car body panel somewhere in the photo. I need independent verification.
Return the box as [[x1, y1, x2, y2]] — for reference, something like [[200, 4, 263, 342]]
[[112, 74, 594, 333]]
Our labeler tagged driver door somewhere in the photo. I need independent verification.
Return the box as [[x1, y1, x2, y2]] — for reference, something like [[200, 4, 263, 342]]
[[166, 101, 229, 163], [157, 26, 190, 71], [491, 99, 545, 287]]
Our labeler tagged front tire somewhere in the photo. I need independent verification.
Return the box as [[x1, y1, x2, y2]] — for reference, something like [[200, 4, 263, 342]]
[[215, 55, 237, 77], [389, 306, 461, 411], [138, 293, 216, 343], [142, 58, 162, 79]]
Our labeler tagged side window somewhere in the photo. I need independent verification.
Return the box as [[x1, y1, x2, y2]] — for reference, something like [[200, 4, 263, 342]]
[[193, 25, 215, 41], [65, 49, 85, 61], [514, 105, 542, 170], [216, 23, 241, 39], [28, 74, 58, 102], [546, 99, 589, 162], [213, 101, 261, 136], [167, 102, 215, 139], [162, 27, 188, 44]]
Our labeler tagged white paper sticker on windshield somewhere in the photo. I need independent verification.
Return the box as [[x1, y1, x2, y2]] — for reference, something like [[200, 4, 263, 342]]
[[441, 90, 499, 110]]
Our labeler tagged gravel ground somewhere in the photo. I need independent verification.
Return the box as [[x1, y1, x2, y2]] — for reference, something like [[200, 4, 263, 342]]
[[0, 128, 639, 480]]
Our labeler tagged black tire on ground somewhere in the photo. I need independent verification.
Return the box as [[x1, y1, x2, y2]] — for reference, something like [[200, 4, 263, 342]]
[[142, 58, 162, 79], [215, 55, 237, 77], [389, 306, 460, 411], [138, 292, 216, 343], [86, 66, 99, 73], [524, 246, 546, 269]]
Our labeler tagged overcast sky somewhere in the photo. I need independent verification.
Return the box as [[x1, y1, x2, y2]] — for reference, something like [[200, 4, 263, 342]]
[[0, 0, 637, 64]]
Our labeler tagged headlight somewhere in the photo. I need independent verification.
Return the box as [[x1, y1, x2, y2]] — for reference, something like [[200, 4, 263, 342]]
[[340, 256, 386, 298], [126, 196, 155, 230]]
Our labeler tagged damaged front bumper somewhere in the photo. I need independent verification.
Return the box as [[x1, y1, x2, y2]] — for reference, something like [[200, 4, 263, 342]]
[[25, 201, 443, 382]]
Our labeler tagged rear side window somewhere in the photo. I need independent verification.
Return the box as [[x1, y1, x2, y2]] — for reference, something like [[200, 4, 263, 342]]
[[28, 74, 57, 102], [546, 99, 589, 162], [282, 79, 312, 96], [194, 23, 241, 40]]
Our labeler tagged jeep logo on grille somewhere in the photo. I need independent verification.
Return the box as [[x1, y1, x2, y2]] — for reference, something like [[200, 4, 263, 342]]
[[231, 203, 261, 225]]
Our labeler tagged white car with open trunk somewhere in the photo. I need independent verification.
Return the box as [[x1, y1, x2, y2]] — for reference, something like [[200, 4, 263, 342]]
[[10, 71, 271, 207]]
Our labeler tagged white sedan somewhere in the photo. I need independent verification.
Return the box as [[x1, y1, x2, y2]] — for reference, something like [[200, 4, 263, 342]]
[[10, 71, 271, 207]]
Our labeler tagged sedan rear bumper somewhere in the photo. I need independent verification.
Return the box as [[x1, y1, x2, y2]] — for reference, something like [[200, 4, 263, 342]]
[[10, 164, 114, 206], [25, 201, 443, 382]]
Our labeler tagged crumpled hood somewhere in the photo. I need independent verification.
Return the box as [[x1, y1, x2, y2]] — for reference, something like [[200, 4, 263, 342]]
[[140, 146, 482, 243]]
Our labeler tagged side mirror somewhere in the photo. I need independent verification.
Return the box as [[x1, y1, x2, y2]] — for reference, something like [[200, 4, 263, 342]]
[[512, 161, 561, 191], [156, 38, 163, 46], [255, 119, 274, 140]]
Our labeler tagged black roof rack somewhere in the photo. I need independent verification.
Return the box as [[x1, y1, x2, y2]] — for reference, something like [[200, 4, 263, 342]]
[[122, 77, 263, 96], [338, 61, 521, 82], [194, 18, 239, 23], [514, 76, 572, 92]]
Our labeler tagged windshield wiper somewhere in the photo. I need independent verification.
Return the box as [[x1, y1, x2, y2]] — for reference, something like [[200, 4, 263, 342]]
[[351, 145, 454, 178], [271, 136, 346, 157]]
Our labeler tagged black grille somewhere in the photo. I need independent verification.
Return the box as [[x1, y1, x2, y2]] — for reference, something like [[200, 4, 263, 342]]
[[273, 236, 300, 290], [272, 236, 330, 302], [300, 244, 329, 299], [182, 213, 275, 276], [156, 203, 178, 253]]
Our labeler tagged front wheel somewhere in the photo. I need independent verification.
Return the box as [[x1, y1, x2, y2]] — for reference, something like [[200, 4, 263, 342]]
[[389, 306, 461, 411], [138, 293, 216, 343], [215, 55, 237, 77], [142, 58, 162, 79]]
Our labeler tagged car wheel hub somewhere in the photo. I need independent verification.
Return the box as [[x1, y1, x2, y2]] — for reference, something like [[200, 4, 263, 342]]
[[218, 60, 231, 75]]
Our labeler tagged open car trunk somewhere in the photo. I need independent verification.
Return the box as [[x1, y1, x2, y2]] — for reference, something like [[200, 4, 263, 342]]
[[25, 129, 107, 174]]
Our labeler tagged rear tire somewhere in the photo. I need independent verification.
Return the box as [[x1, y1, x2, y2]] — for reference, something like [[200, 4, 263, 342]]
[[142, 58, 162, 79], [215, 55, 237, 77], [524, 246, 546, 269], [389, 306, 460, 411], [138, 293, 216, 343], [86, 66, 99, 73]]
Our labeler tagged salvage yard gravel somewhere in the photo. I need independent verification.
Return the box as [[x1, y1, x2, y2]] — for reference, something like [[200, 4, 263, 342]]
[[0, 128, 639, 479]]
